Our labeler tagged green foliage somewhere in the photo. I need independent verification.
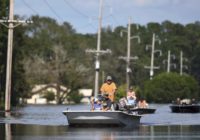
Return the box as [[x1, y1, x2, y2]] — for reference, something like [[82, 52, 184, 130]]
[[115, 84, 141, 101], [67, 91, 84, 104], [132, 86, 142, 100], [1, 13, 200, 105], [42, 91, 55, 102], [144, 73, 199, 103], [0, 0, 9, 103], [0, 100, 4, 110], [115, 84, 126, 101]]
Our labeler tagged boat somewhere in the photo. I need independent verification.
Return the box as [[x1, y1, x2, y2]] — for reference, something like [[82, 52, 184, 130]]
[[62, 110, 142, 127], [130, 108, 156, 115], [115, 103, 156, 115], [170, 104, 200, 113]]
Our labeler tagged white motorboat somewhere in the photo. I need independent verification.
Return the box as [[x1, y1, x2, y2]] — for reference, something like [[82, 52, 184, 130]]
[[63, 110, 142, 127]]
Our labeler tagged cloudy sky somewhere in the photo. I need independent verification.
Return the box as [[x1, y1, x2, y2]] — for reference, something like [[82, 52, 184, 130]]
[[14, 0, 200, 34]]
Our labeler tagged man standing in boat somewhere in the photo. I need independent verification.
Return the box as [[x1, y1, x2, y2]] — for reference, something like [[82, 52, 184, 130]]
[[100, 75, 117, 104]]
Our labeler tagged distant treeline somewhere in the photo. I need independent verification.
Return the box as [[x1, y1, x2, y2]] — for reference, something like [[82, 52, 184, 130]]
[[1, 6, 200, 104]]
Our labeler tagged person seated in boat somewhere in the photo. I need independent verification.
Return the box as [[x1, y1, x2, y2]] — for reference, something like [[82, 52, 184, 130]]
[[127, 86, 137, 106], [93, 98, 102, 111], [90, 96, 102, 111], [101, 93, 112, 111], [191, 98, 197, 105], [174, 97, 181, 105], [137, 98, 148, 108], [180, 98, 191, 105]]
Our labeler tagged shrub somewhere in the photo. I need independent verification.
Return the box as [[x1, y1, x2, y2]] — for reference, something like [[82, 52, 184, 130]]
[[42, 91, 55, 102], [144, 72, 199, 103], [68, 91, 84, 104]]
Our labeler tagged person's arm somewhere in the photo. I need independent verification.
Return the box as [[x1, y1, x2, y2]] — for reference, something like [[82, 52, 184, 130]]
[[112, 83, 117, 95], [138, 101, 141, 108], [100, 83, 105, 94], [90, 96, 95, 111]]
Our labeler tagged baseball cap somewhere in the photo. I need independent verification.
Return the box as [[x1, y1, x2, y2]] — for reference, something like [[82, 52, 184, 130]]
[[106, 76, 112, 81]]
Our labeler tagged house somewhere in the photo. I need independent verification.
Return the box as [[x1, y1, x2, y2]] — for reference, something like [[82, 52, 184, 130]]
[[26, 84, 67, 104], [26, 84, 93, 104], [79, 89, 93, 103], [26, 94, 47, 104]]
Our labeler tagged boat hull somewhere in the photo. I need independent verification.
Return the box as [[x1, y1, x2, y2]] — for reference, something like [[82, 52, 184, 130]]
[[130, 108, 156, 114], [62, 110, 141, 127], [170, 104, 200, 113]]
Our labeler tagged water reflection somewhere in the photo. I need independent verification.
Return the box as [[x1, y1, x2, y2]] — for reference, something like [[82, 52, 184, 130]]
[[1, 124, 200, 140], [5, 123, 11, 140], [1, 104, 200, 126], [1, 104, 200, 139]]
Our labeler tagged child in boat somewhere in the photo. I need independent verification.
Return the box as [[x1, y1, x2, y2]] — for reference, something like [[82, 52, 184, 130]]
[[127, 96, 136, 106], [93, 98, 102, 111], [127, 86, 137, 106], [138, 98, 148, 108], [90, 96, 102, 111]]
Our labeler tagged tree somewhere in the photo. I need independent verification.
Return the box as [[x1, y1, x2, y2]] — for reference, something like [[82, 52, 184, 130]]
[[22, 16, 90, 103], [0, 0, 9, 105], [144, 72, 199, 103], [2, 13, 200, 105], [42, 91, 55, 102], [0, 4, 29, 106]]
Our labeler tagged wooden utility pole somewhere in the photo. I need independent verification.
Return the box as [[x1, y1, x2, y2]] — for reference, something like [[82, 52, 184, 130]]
[[163, 50, 176, 73], [180, 51, 183, 75], [167, 50, 171, 73], [166, 50, 176, 73], [119, 17, 140, 92], [0, 0, 32, 111], [86, 0, 111, 97], [144, 33, 161, 80], [180, 51, 188, 76]]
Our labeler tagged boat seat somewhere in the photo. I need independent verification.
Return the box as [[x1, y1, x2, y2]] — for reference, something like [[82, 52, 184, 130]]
[[116, 97, 137, 111]]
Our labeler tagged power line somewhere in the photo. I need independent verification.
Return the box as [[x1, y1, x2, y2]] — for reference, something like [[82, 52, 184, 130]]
[[111, 14, 120, 25], [63, 0, 99, 33], [76, 23, 97, 32], [102, 0, 120, 27], [22, 0, 39, 15], [63, 0, 89, 18], [43, 0, 64, 22]]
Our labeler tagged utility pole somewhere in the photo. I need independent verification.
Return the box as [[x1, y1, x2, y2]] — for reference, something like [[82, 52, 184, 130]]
[[119, 17, 140, 92], [180, 51, 183, 75], [180, 51, 188, 75], [144, 33, 162, 80], [163, 50, 176, 73], [86, 0, 111, 97], [0, 0, 32, 111], [167, 50, 171, 73]]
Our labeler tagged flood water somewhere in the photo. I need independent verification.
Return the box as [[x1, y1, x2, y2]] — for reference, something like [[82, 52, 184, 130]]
[[1, 104, 200, 139]]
